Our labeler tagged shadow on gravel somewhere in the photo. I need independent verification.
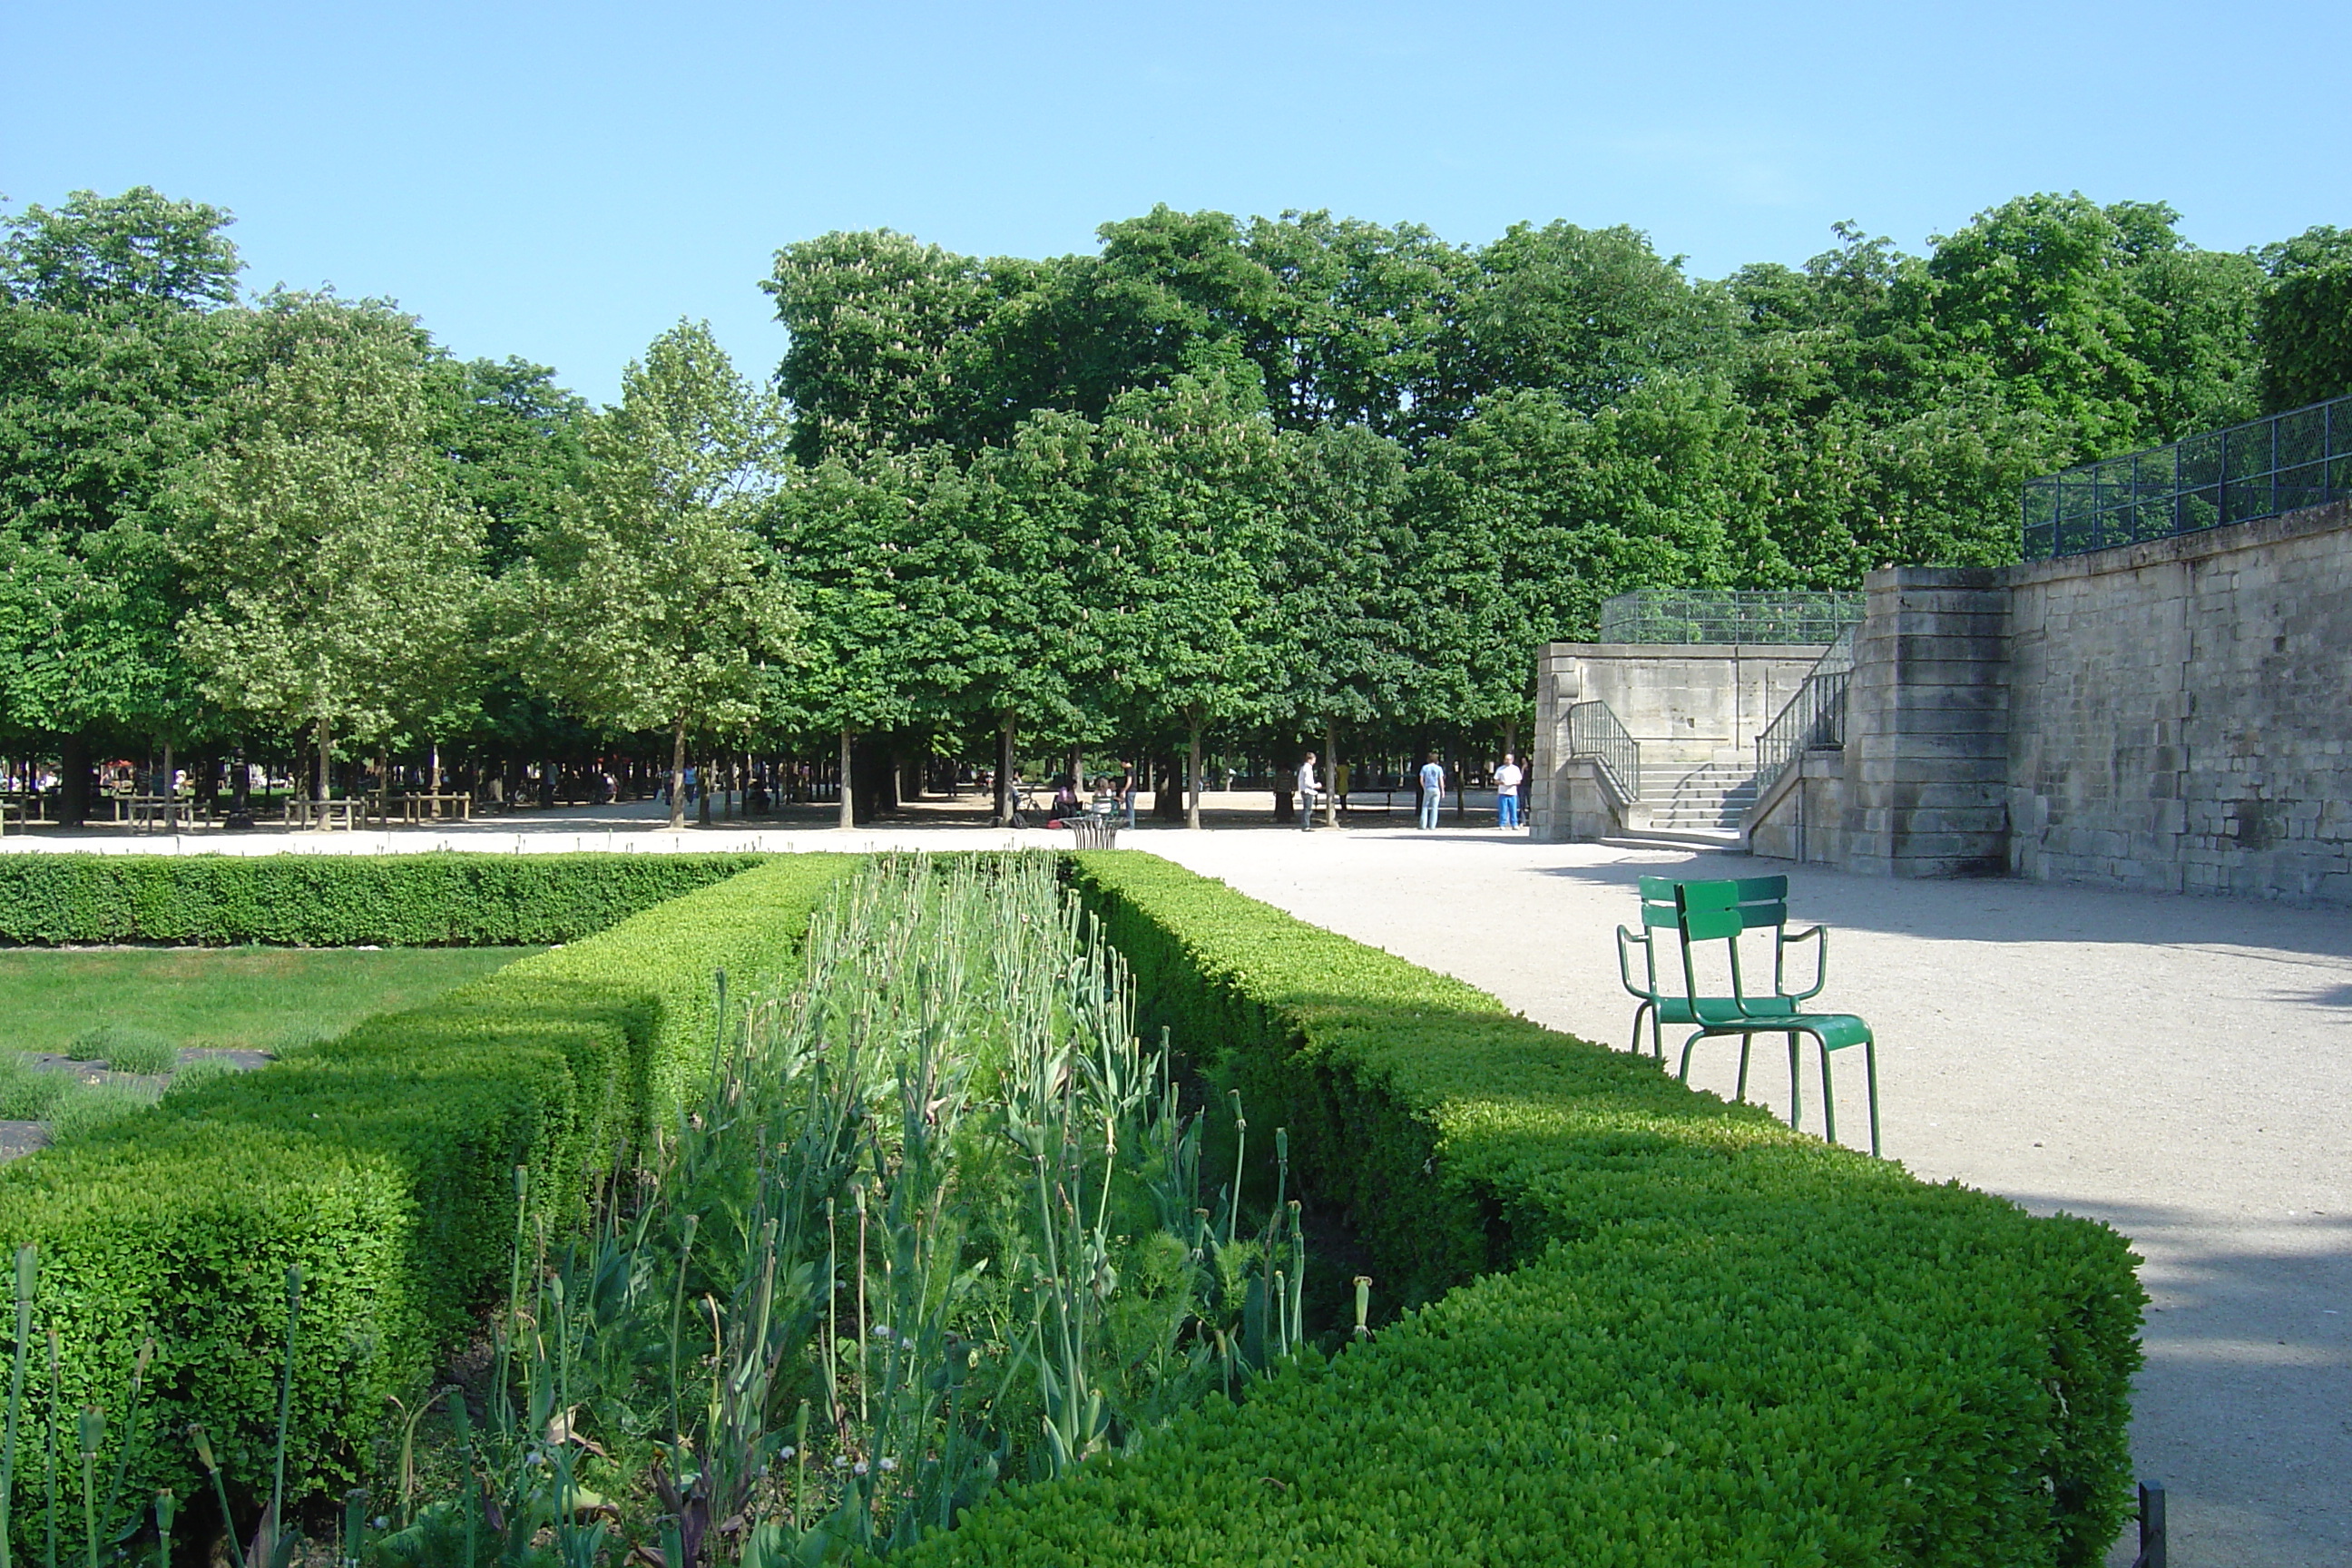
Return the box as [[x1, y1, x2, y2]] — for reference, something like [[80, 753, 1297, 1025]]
[[1532, 852, 2352, 962], [2000, 1194, 2352, 1568]]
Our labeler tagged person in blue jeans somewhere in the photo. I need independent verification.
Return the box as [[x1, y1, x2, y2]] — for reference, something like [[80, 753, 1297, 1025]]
[[1417, 754, 1446, 829], [1494, 752, 1523, 828]]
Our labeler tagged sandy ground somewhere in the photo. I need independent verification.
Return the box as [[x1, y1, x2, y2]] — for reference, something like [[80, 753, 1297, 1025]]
[[7, 791, 2344, 1563]]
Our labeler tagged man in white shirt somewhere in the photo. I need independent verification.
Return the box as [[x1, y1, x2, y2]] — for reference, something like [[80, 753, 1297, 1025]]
[[1417, 754, 1446, 829], [1494, 753, 1524, 829], [1296, 751, 1320, 831]]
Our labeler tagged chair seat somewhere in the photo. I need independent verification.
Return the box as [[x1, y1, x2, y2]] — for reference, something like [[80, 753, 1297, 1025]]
[[1655, 995, 1801, 1026], [1690, 1009, 1874, 1051]]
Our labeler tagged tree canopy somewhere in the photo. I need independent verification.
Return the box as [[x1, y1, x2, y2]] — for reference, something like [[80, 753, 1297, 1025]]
[[3, 183, 2344, 824]]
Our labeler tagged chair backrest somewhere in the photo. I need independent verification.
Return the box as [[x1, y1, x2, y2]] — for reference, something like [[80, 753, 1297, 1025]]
[[1666, 879, 1755, 1014]]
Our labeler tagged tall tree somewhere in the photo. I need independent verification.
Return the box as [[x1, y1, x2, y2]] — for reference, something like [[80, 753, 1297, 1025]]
[[507, 320, 796, 829], [2259, 226, 2352, 414], [0, 187, 245, 819], [767, 448, 948, 827], [1096, 372, 1283, 828], [1266, 423, 1412, 822], [170, 295, 486, 801]]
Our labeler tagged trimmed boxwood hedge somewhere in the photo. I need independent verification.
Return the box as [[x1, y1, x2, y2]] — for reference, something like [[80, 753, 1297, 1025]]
[[0, 853, 857, 1508], [0, 850, 770, 946], [875, 851, 2141, 1566]]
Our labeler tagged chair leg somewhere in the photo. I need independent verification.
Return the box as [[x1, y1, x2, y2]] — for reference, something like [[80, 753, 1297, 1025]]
[[1630, 1001, 1651, 1054], [1818, 1034, 1838, 1148], [1864, 1035, 1881, 1159], [1785, 1033, 1801, 1132], [1678, 1032, 1704, 1083], [1735, 1036, 1753, 1102]]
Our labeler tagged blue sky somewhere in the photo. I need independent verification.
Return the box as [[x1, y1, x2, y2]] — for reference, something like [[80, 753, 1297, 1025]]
[[5, 2, 2347, 405]]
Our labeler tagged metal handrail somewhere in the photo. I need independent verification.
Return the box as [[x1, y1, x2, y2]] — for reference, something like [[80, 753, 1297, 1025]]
[[1752, 626, 1857, 799], [1567, 701, 1641, 800], [2022, 392, 2352, 560]]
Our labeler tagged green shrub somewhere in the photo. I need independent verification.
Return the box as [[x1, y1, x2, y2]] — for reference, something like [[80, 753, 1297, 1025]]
[[0, 853, 858, 1516], [67, 1021, 180, 1074], [886, 851, 2150, 1568], [0, 1056, 67, 1121], [0, 851, 769, 946]]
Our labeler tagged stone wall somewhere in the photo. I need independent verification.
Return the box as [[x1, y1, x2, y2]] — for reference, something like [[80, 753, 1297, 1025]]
[[2004, 499, 2352, 901], [1547, 499, 2352, 904], [1529, 642, 1824, 841], [1737, 498, 2352, 903], [1840, 569, 2012, 878]]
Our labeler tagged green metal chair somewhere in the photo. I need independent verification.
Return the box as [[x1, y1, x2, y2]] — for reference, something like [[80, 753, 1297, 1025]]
[[1668, 878, 1879, 1157], [1616, 875, 1828, 1057]]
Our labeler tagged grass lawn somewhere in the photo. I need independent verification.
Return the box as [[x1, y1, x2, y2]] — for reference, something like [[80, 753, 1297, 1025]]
[[0, 945, 541, 1055]]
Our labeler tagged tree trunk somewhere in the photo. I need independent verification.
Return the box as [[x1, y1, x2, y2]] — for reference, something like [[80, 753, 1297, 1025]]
[[1186, 718, 1204, 830], [667, 717, 689, 830], [995, 715, 1017, 827], [838, 727, 856, 829], [316, 716, 333, 804], [1323, 718, 1338, 828], [698, 755, 712, 825]]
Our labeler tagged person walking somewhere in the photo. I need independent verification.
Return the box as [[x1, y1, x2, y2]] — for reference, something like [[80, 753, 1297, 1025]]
[[1494, 752, 1524, 829], [1296, 751, 1321, 831], [1417, 753, 1446, 830]]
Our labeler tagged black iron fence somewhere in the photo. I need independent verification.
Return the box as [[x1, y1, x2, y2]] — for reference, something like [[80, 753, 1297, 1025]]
[[1597, 590, 1865, 646], [1752, 626, 1856, 799], [1566, 701, 1641, 799], [2023, 393, 2352, 560]]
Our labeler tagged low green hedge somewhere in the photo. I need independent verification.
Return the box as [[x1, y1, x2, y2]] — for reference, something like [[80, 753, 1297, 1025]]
[[899, 852, 2141, 1565], [0, 853, 857, 1509], [0, 851, 769, 946]]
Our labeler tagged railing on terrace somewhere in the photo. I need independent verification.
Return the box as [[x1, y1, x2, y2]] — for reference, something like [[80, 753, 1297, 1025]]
[[1598, 590, 1866, 645], [2022, 392, 2352, 560], [1567, 700, 1641, 800], [1752, 625, 1857, 800]]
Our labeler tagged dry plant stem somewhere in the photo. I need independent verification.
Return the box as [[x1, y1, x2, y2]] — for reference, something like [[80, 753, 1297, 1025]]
[[1, 1245, 34, 1568]]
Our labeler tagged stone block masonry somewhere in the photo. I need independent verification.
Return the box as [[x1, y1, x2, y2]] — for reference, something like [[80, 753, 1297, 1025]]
[[1545, 496, 2352, 906], [2004, 499, 2352, 902]]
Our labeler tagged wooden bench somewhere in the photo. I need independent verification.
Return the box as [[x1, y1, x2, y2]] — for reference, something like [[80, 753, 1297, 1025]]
[[393, 792, 474, 825], [285, 798, 363, 831]]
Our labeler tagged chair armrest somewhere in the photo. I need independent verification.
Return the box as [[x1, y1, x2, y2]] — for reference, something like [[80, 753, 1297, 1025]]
[[1777, 924, 1829, 1001], [1615, 926, 1655, 998]]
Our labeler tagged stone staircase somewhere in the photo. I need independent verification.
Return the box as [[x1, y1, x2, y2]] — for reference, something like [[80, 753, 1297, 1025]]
[[1632, 760, 1760, 840]]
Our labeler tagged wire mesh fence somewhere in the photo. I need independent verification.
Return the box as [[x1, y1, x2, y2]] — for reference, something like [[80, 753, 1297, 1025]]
[[2023, 393, 2352, 560], [1597, 590, 1866, 645]]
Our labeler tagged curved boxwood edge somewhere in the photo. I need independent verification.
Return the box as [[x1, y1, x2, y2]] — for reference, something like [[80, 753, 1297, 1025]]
[[884, 849, 2146, 1566], [0, 852, 860, 1512]]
